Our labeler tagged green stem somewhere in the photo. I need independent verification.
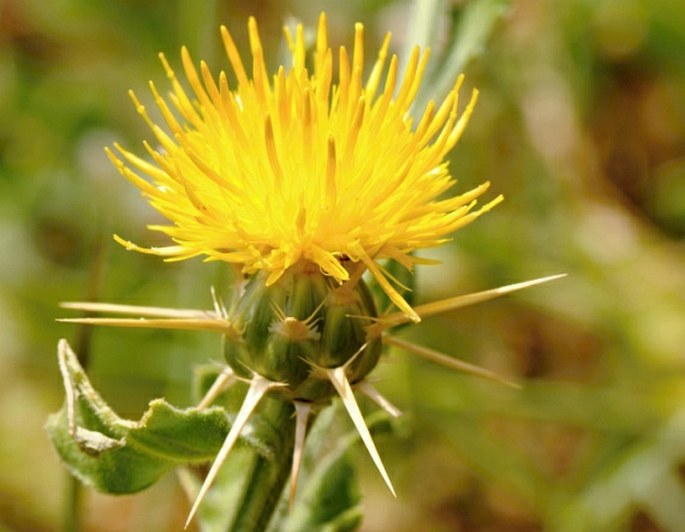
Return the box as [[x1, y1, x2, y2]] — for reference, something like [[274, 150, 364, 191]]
[[62, 475, 82, 532], [227, 397, 295, 532]]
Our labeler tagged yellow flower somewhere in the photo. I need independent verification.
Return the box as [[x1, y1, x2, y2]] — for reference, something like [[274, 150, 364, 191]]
[[107, 13, 502, 322]]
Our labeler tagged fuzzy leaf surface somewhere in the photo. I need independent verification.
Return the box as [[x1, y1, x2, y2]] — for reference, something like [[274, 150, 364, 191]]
[[47, 342, 245, 494]]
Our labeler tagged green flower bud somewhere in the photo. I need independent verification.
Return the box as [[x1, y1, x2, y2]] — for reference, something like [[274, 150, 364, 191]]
[[224, 261, 382, 402]]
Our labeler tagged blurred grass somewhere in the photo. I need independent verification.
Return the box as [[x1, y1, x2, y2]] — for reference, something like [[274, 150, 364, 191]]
[[1, 0, 685, 530]]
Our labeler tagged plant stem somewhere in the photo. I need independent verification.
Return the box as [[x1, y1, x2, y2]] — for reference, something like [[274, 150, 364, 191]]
[[227, 396, 295, 532], [62, 475, 82, 532]]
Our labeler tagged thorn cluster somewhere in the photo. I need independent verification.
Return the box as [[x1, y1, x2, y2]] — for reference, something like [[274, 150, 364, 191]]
[[60, 273, 564, 525]]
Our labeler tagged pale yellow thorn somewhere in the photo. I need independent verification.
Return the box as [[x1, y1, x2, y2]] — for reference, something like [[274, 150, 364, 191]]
[[290, 401, 312, 510], [356, 381, 402, 418], [60, 301, 215, 319], [185, 376, 282, 529], [326, 366, 396, 497], [196, 367, 236, 410], [210, 286, 229, 320], [384, 335, 520, 388], [377, 274, 567, 330], [57, 317, 236, 336]]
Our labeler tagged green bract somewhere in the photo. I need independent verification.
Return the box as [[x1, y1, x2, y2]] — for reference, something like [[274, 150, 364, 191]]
[[225, 262, 381, 402]]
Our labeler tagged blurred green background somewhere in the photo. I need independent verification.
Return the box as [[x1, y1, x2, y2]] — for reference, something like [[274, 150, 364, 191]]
[[2, 0, 685, 530]]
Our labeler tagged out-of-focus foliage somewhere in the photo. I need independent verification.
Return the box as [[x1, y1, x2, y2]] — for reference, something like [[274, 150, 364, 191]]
[[1, 0, 684, 530]]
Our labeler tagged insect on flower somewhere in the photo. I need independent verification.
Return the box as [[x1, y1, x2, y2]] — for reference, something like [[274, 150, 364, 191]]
[[58, 13, 564, 527]]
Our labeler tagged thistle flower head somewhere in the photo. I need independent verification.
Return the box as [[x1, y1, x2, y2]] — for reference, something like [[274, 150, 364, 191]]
[[108, 13, 501, 322]]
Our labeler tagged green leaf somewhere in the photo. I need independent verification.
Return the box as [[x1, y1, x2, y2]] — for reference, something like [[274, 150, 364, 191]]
[[46, 400, 173, 494], [46, 340, 238, 494], [126, 400, 230, 463], [443, 0, 511, 74], [178, 447, 270, 532], [283, 448, 362, 532], [413, 0, 511, 110]]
